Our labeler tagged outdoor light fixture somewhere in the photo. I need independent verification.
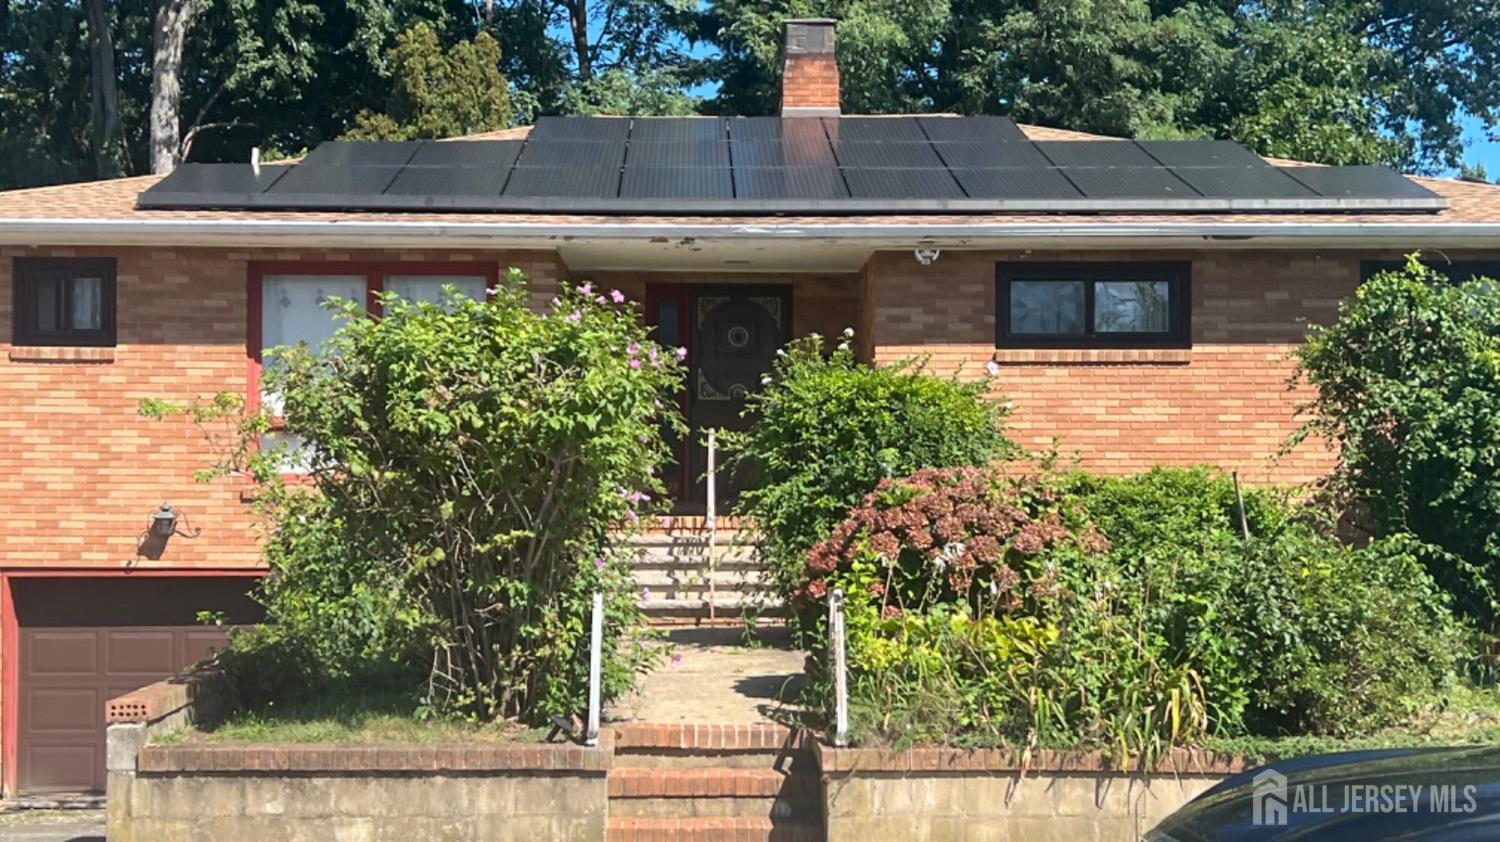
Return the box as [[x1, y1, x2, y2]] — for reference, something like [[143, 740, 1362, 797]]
[[151, 503, 179, 538], [913, 247, 942, 266]]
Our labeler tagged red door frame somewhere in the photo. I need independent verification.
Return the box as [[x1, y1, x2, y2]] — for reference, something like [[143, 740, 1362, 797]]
[[0, 568, 263, 797], [643, 283, 692, 500]]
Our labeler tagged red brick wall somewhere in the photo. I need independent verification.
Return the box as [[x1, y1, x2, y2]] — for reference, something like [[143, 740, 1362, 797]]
[[0, 246, 561, 572], [865, 248, 1496, 486]]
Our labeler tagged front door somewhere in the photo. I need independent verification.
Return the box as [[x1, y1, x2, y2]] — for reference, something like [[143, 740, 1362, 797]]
[[688, 285, 791, 504]]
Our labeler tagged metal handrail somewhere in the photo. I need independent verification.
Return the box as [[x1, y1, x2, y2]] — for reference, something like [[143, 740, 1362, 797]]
[[585, 590, 603, 746], [706, 428, 717, 624], [829, 588, 849, 746]]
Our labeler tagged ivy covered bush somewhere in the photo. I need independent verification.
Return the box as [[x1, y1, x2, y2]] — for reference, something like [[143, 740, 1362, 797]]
[[725, 335, 1016, 613], [795, 466, 1462, 755], [1293, 256, 1500, 627], [162, 272, 681, 723]]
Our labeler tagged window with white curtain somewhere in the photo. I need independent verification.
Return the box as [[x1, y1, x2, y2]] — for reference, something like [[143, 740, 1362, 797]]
[[259, 274, 365, 415], [384, 274, 487, 308]]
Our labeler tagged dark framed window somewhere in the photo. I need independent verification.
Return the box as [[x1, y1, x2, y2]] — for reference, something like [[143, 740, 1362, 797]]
[[1360, 260, 1500, 284], [996, 262, 1190, 348], [13, 257, 117, 346]]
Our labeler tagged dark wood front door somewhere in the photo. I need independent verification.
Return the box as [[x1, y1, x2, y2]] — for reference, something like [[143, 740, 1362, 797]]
[[687, 285, 791, 504]]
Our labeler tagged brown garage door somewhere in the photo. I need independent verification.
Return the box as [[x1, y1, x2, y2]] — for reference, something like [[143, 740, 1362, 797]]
[[15, 577, 263, 793]]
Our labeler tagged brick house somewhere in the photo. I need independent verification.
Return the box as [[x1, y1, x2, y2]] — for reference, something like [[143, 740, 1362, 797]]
[[2, 17, 1500, 795]]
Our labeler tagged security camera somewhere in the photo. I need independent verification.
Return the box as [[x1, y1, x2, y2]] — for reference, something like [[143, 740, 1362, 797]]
[[914, 247, 941, 265]]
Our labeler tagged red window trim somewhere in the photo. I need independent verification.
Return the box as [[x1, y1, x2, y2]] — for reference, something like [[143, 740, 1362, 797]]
[[246, 261, 499, 480]]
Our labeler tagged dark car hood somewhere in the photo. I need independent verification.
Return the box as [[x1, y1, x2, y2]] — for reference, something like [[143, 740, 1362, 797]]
[[1150, 745, 1500, 841]]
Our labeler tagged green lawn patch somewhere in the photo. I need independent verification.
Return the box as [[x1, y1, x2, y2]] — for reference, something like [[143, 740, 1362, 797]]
[[155, 689, 551, 745]]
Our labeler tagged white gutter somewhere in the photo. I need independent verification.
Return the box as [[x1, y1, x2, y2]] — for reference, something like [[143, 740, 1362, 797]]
[[2, 217, 1500, 248]]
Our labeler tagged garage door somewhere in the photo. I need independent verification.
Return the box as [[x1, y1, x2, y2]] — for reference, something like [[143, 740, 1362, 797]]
[[15, 577, 263, 793]]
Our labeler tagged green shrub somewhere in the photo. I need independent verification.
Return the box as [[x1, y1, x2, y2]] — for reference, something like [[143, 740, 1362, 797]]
[[725, 335, 1016, 608], [150, 272, 680, 723], [1292, 254, 1500, 625], [798, 465, 1462, 753]]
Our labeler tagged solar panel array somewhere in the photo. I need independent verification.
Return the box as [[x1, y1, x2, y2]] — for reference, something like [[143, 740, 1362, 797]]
[[138, 116, 1445, 214]]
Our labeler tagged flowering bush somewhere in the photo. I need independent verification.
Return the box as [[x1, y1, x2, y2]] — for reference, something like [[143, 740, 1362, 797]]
[[799, 466, 1462, 754], [149, 271, 682, 723], [725, 335, 1016, 616]]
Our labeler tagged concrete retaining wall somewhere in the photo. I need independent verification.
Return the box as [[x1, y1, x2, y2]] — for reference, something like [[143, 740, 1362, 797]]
[[107, 742, 611, 842], [816, 744, 1241, 842]]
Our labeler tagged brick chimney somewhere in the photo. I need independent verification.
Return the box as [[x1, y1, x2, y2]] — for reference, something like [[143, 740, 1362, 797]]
[[780, 18, 840, 116]]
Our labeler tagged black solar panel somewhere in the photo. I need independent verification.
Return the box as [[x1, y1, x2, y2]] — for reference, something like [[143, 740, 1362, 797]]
[[1172, 166, 1315, 199], [1284, 165, 1439, 199], [1037, 141, 1159, 168], [631, 117, 725, 143], [516, 140, 625, 168], [300, 141, 423, 167], [620, 167, 733, 199], [918, 116, 1028, 143], [825, 117, 926, 142], [268, 165, 401, 195], [529, 116, 630, 142], [931, 142, 1051, 169], [1136, 140, 1268, 168], [843, 168, 963, 199], [729, 138, 836, 168], [143, 162, 291, 194], [385, 166, 510, 197], [735, 167, 848, 199], [407, 140, 523, 168], [727, 117, 826, 141], [626, 141, 731, 168], [504, 167, 620, 198], [950, 168, 1082, 199], [136, 118, 1446, 214], [1061, 167, 1199, 198], [832, 141, 944, 168]]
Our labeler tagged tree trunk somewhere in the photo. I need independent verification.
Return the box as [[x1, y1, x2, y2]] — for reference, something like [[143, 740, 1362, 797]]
[[566, 0, 592, 81], [150, 0, 196, 174], [85, 0, 124, 178]]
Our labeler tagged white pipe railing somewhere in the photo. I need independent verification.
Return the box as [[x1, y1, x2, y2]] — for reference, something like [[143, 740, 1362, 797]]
[[706, 428, 717, 624], [585, 590, 603, 746], [829, 588, 849, 746]]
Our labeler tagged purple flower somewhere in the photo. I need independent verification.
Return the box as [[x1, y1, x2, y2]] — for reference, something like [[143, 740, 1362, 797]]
[[610, 289, 626, 304], [626, 509, 639, 522], [595, 295, 606, 305], [670, 653, 683, 669], [627, 342, 641, 356], [594, 556, 606, 571], [567, 310, 581, 323], [675, 347, 688, 362], [642, 586, 652, 601], [550, 296, 561, 308], [578, 282, 593, 295], [630, 358, 641, 370]]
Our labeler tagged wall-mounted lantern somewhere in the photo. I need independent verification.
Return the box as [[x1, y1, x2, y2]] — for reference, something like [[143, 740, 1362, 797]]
[[151, 503, 179, 538]]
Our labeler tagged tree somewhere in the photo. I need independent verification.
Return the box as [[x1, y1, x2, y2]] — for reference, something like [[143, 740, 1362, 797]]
[[697, 1, 1500, 173], [1291, 256, 1500, 625], [344, 23, 514, 140], [84, 0, 126, 178]]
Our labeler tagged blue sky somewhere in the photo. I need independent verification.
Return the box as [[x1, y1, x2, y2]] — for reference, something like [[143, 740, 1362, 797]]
[[1460, 114, 1500, 175]]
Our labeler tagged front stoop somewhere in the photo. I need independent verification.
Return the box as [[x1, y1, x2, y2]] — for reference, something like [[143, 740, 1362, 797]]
[[607, 724, 824, 842], [621, 527, 783, 627]]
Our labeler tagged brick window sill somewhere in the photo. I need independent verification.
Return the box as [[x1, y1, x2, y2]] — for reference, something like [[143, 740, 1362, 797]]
[[991, 348, 1191, 366], [8, 345, 116, 363]]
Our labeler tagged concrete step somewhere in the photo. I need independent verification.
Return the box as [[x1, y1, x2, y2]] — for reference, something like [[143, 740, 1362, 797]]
[[607, 815, 822, 842], [633, 569, 761, 589], [640, 597, 783, 623]]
